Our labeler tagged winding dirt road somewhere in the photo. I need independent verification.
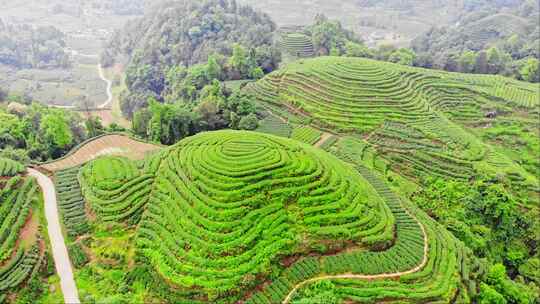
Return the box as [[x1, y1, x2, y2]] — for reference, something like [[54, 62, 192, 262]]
[[28, 168, 81, 304], [282, 213, 428, 303], [280, 137, 431, 304]]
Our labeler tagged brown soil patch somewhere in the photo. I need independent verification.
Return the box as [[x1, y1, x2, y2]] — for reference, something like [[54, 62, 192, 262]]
[[314, 132, 333, 148], [41, 134, 161, 172], [19, 211, 39, 248], [0, 211, 39, 267]]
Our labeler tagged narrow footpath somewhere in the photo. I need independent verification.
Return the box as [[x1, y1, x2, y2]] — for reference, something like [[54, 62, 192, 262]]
[[28, 168, 81, 304]]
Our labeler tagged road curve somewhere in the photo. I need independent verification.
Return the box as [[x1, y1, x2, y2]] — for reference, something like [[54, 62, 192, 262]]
[[97, 64, 113, 109], [28, 168, 81, 304], [282, 215, 428, 303], [280, 138, 431, 304]]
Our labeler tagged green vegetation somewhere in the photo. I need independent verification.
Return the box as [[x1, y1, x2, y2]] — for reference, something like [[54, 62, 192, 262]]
[[246, 55, 539, 302], [54, 167, 90, 238], [0, 160, 46, 301], [412, 177, 538, 285], [0, 102, 89, 162], [79, 130, 395, 302], [131, 83, 260, 145], [255, 114, 292, 138], [249, 165, 485, 303], [2, 1, 538, 303], [0, 157, 24, 176], [280, 32, 315, 58], [246, 56, 539, 206], [291, 126, 322, 145], [318, 135, 339, 151]]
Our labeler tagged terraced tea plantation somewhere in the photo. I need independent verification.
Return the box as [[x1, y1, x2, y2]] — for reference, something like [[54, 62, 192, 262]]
[[0, 160, 45, 301], [245, 56, 540, 208], [54, 167, 90, 238], [73, 130, 489, 303], [79, 130, 413, 302], [291, 126, 322, 145], [248, 166, 483, 304], [280, 32, 315, 58]]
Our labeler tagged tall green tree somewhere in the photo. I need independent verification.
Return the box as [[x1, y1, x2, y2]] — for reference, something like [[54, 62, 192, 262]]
[[229, 44, 250, 78], [458, 51, 477, 73], [40, 111, 74, 155], [520, 58, 540, 82]]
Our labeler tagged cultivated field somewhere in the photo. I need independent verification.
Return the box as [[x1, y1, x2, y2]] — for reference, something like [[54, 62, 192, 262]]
[[0, 0, 139, 108], [41, 134, 161, 172], [280, 32, 315, 58], [245, 56, 540, 208], [77, 130, 404, 302], [0, 160, 44, 301], [71, 130, 486, 303]]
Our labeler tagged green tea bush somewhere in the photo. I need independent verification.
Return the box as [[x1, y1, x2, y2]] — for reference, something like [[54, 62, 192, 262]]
[[80, 130, 394, 302], [54, 167, 90, 237], [0, 158, 24, 177]]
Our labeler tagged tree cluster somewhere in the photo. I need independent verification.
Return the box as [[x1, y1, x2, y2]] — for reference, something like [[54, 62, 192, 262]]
[[412, 176, 539, 302], [0, 19, 70, 69], [122, 44, 275, 118], [303, 14, 360, 56], [102, 0, 280, 118], [132, 80, 259, 145], [0, 102, 86, 162]]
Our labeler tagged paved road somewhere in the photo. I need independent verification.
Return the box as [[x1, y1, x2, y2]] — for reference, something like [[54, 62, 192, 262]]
[[97, 64, 113, 109], [28, 168, 81, 304]]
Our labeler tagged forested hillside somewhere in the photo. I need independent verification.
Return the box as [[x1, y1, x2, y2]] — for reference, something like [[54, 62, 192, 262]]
[[102, 0, 280, 118]]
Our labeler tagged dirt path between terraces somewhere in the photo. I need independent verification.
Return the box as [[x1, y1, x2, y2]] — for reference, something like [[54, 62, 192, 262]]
[[282, 214, 428, 303], [28, 168, 81, 304], [279, 137, 431, 304], [313, 132, 333, 148]]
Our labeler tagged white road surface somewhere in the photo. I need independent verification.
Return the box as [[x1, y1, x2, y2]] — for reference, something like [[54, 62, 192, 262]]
[[28, 168, 81, 304], [48, 61, 112, 110], [97, 64, 113, 109]]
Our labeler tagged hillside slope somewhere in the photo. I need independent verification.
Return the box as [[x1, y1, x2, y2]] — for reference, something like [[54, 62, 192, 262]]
[[79, 130, 399, 302], [245, 56, 539, 207], [0, 160, 45, 302]]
